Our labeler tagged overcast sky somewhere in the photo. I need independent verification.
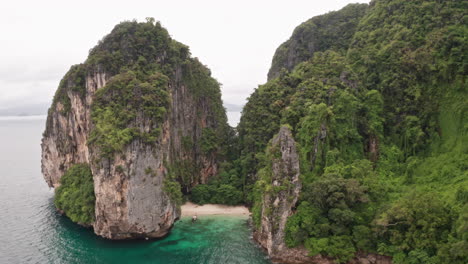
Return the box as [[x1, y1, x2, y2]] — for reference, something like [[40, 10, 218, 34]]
[[0, 0, 369, 120]]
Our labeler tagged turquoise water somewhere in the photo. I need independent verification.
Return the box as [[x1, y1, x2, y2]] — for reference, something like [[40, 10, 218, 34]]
[[0, 116, 271, 264]]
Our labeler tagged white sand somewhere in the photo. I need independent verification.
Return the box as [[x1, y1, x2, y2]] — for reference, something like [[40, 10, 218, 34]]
[[181, 202, 250, 217]]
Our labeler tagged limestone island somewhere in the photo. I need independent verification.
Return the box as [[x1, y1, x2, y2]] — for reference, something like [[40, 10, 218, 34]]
[[42, 1, 467, 263]]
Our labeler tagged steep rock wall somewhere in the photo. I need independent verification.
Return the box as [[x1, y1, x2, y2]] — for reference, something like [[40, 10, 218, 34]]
[[41, 21, 227, 239], [253, 126, 392, 264], [42, 69, 107, 187], [90, 118, 176, 239], [254, 126, 302, 259]]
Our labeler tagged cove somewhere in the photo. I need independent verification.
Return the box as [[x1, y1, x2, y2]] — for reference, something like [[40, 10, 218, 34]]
[[0, 118, 271, 264], [51, 213, 271, 264]]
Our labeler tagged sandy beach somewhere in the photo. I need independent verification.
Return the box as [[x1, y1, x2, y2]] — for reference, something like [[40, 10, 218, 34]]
[[181, 202, 250, 217]]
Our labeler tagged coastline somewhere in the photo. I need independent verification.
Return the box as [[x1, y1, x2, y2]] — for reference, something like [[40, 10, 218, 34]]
[[180, 202, 250, 217], [0, 115, 46, 121]]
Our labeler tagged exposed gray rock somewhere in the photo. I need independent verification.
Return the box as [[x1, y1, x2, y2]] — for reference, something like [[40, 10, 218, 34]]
[[254, 126, 302, 258], [91, 124, 178, 239], [253, 126, 392, 264], [41, 70, 107, 188], [41, 22, 226, 240]]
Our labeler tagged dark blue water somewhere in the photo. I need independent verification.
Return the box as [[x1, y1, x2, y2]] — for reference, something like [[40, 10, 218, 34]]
[[0, 116, 271, 264]]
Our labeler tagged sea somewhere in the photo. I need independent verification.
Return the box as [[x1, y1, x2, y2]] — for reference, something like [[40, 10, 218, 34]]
[[0, 115, 271, 264]]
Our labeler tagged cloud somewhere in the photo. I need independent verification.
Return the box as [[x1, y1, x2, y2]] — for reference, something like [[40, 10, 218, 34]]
[[0, 79, 57, 110], [0, 0, 370, 120]]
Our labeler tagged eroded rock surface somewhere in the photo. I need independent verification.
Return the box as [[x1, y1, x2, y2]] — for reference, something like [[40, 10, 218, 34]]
[[254, 126, 302, 259], [41, 21, 227, 239], [42, 69, 107, 188]]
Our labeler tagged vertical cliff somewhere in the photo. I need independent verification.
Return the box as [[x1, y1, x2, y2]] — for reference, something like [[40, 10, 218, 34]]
[[253, 126, 303, 262], [42, 19, 229, 239], [42, 65, 105, 188]]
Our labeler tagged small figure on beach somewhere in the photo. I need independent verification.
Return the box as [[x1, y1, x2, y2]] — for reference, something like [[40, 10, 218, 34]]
[[192, 214, 197, 223]]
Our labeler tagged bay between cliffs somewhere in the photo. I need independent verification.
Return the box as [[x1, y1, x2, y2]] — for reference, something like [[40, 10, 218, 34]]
[[0, 117, 271, 264]]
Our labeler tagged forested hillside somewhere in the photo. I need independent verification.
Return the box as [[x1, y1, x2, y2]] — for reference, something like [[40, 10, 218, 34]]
[[235, 0, 467, 263]]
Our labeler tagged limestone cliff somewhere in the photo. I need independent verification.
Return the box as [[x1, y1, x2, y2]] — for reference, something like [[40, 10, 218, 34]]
[[42, 20, 229, 239], [42, 66, 106, 188], [253, 126, 302, 262], [252, 128, 393, 264]]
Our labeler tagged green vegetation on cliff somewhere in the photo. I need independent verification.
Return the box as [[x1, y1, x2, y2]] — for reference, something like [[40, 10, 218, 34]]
[[88, 71, 170, 157], [237, 1, 467, 263], [85, 20, 188, 158], [49, 64, 87, 115], [48, 19, 231, 226], [163, 177, 184, 207], [55, 164, 95, 225], [268, 3, 368, 80], [50, 19, 229, 164]]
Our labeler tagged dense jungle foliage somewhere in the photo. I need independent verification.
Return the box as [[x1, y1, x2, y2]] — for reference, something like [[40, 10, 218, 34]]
[[54, 164, 95, 225], [268, 3, 368, 80], [190, 161, 244, 205], [236, 0, 467, 263]]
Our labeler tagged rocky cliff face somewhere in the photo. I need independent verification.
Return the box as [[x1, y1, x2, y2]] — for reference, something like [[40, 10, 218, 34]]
[[42, 20, 228, 239], [253, 126, 391, 264], [42, 67, 107, 188], [254, 126, 302, 261]]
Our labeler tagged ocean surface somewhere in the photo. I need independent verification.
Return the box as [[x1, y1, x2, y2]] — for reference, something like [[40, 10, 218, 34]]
[[0, 116, 271, 264]]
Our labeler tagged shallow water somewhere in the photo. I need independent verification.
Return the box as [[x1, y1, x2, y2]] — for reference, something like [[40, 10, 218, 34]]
[[0, 117, 271, 264]]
